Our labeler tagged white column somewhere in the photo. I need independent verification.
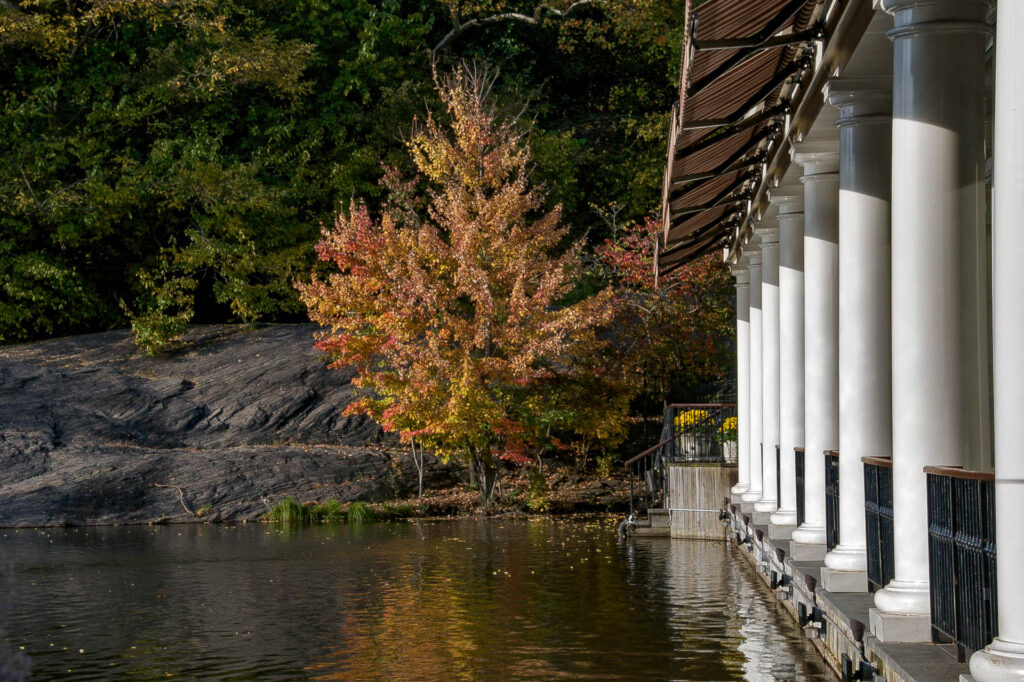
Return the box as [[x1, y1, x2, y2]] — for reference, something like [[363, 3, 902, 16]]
[[732, 261, 751, 498], [754, 220, 780, 521], [970, 0, 1024, 677], [872, 0, 992, 642], [789, 143, 839, 561], [822, 81, 893, 594], [768, 186, 804, 539], [742, 243, 764, 507]]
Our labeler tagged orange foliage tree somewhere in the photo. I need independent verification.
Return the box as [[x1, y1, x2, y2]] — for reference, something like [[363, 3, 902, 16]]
[[298, 66, 631, 507], [596, 217, 734, 402]]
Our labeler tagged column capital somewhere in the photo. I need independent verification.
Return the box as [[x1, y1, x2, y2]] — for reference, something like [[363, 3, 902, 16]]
[[881, 0, 992, 34], [769, 184, 804, 215], [753, 219, 779, 245], [731, 264, 750, 285], [827, 77, 893, 125], [792, 141, 839, 176]]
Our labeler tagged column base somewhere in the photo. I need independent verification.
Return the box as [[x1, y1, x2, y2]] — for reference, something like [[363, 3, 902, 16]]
[[752, 510, 773, 525], [741, 488, 762, 503], [790, 523, 826, 546], [870, 578, 932, 641], [753, 498, 777, 513], [873, 578, 930, 617], [790, 540, 827, 562], [969, 638, 1024, 682], [869, 607, 931, 643], [820, 566, 867, 593], [740, 501, 755, 514], [769, 521, 796, 540], [731, 483, 750, 496], [730, 493, 744, 504], [824, 543, 867, 571]]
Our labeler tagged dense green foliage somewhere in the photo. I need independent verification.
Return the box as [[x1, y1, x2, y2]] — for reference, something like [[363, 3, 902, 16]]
[[1, 0, 685, 349]]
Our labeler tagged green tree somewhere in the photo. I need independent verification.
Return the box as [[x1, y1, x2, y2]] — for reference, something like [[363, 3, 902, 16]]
[[0, 0, 686, 353], [0, 0, 438, 349]]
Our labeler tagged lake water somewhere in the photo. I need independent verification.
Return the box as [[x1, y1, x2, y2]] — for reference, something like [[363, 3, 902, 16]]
[[1, 518, 833, 680]]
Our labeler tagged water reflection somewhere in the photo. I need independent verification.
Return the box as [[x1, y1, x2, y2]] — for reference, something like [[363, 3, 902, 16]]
[[1, 519, 832, 680]]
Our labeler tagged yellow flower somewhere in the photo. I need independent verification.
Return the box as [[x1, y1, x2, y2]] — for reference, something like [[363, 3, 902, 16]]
[[678, 409, 710, 429]]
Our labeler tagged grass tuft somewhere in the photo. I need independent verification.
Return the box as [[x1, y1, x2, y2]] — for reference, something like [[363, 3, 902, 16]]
[[346, 500, 374, 523], [265, 497, 308, 523], [263, 497, 418, 524]]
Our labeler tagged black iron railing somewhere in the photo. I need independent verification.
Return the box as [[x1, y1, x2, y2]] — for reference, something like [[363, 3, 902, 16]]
[[926, 466, 997, 662], [665, 403, 738, 463], [825, 450, 840, 551], [864, 457, 895, 593], [795, 447, 806, 527], [624, 437, 672, 517]]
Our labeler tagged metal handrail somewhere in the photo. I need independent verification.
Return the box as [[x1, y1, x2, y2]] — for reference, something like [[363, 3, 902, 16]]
[[623, 437, 674, 468]]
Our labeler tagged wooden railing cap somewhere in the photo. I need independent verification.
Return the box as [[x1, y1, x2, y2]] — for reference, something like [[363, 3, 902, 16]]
[[923, 465, 994, 482], [861, 456, 893, 468]]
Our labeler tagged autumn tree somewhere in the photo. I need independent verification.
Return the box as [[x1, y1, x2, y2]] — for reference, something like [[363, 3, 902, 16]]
[[298, 66, 629, 507], [597, 217, 734, 402]]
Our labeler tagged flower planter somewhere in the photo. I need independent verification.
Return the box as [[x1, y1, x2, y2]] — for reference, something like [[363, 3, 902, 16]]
[[681, 434, 713, 460], [722, 440, 738, 464]]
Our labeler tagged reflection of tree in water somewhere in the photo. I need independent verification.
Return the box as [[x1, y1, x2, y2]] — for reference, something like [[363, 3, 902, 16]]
[[0, 559, 32, 681], [307, 518, 681, 680]]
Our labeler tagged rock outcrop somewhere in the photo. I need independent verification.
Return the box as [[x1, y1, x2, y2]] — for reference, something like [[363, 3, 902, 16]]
[[0, 324, 459, 526]]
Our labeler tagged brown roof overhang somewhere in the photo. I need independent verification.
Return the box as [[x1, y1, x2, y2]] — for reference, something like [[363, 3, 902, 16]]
[[659, 0, 823, 270]]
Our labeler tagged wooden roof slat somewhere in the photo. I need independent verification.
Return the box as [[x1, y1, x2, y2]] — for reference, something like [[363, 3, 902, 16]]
[[659, 0, 821, 271]]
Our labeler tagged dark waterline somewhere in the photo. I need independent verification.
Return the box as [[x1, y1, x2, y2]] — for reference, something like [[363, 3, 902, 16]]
[[2, 518, 833, 680]]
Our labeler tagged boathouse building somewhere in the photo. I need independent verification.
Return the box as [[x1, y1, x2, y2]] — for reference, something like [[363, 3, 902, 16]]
[[657, 0, 1024, 679]]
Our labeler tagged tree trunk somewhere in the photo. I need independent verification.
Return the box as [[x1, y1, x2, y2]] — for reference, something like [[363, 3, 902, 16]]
[[411, 439, 424, 506], [469, 446, 498, 510]]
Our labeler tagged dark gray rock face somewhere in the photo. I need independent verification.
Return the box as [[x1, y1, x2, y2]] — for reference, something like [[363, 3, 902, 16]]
[[0, 325, 459, 526]]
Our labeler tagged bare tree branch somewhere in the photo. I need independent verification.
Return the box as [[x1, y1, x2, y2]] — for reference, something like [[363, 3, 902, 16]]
[[155, 483, 195, 517], [433, 0, 606, 55]]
